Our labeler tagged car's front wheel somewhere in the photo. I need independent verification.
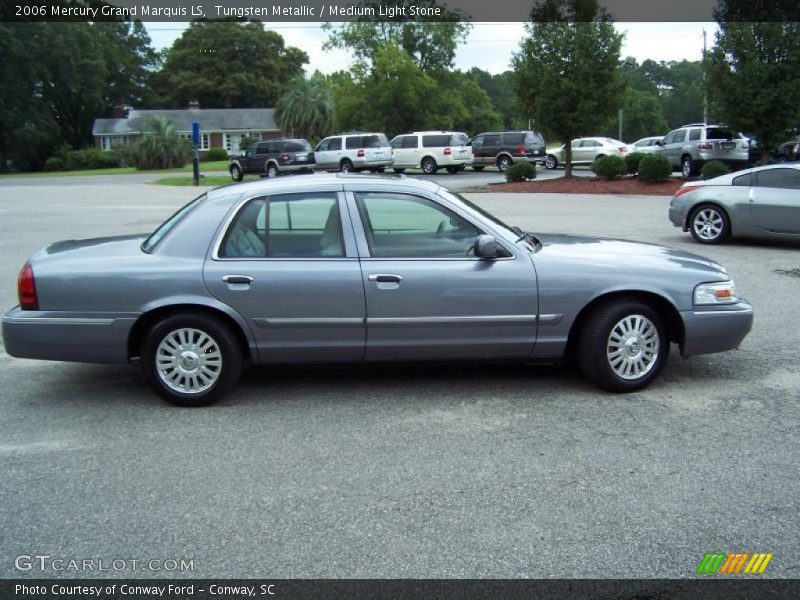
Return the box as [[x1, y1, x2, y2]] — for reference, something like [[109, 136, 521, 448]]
[[340, 159, 353, 173], [266, 163, 279, 178], [497, 155, 513, 172], [421, 157, 438, 174], [689, 204, 730, 244], [681, 157, 697, 178], [141, 314, 242, 407], [544, 155, 558, 170], [230, 164, 243, 182], [577, 300, 667, 393]]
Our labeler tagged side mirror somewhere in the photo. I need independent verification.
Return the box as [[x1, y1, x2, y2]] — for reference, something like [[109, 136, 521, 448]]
[[474, 234, 502, 259]]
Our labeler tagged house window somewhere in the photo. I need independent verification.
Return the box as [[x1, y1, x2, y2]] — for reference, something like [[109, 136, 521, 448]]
[[100, 136, 128, 151], [225, 134, 232, 152], [178, 133, 209, 149]]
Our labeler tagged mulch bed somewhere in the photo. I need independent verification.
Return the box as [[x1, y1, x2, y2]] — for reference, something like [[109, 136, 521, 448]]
[[487, 175, 686, 195]]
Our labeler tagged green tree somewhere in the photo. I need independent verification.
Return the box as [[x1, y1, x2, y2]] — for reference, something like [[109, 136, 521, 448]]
[[467, 69, 519, 129], [152, 21, 308, 109], [707, 1, 800, 151], [323, 1, 471, 73], [122, 116, 191, 170], [512, 0, 624, 176], [275, 73, 335, 140], [604, 89, 668, 142]]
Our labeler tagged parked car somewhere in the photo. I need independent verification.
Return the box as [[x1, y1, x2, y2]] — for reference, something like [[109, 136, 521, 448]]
[[746, 137, 800, 165], [229, 139, 315, 180], [628, 136, 664, 155], [389, 131, 473, 174], [544, 137, 628, 170], [314, 132, 393, 173], [655, 123, 748, 178], [469, 131, 546, 172], [3, 175, 752, 406], [669, 163, 800, 244]]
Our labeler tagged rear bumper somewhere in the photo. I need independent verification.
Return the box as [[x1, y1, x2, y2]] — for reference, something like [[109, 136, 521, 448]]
[[2, 307, 136, 364], [354, 158, 394, 169], [680, 301, 753, 357]]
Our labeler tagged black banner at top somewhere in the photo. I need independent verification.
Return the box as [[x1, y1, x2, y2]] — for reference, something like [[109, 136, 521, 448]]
[[3, 0, 800, 22]]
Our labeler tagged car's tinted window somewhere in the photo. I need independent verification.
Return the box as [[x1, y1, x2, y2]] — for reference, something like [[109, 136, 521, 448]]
[[142, 193, 207, 253], [755, 168, 800, 190], [706, 128, 735, 140], [220, 193, 343, 258], [345, 136, 363, 149], [328, 137, 342, 151], [362, 134, 389, 147], [503, 133, 523, 146], [423, 135, 450, 147], [732, 172, 751, 186], [450, 133, 469, 146], [484, 134, 501, 146], [256, 142, 269, 154], [689, 129, 702, 141], [355, 192, 482, 258], [284, 140, 311, 152], [582, 140, 601, 147], [401, 135, 418, 149]]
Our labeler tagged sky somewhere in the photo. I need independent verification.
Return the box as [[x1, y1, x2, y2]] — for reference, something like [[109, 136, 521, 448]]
[[144, 22, 717, 74]]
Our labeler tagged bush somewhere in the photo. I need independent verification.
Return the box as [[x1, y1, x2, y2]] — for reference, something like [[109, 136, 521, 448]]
[[625, 152, 647, 175], [121, 116, 191, 170], [700, 160, 731, 180], [504, 161, 536, 182], [591, 155, 626, 180], [44, 157, 65, 171], [637, 154, 672, 183], [63, 148, 120, 170], [204, 146, 229, 162]]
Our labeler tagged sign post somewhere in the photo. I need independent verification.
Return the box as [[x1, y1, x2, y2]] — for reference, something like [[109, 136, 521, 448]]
[[191, 121, 200, 186]]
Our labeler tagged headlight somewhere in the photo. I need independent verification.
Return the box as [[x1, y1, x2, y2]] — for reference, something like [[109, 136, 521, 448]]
[[694, 280, 738, 305]]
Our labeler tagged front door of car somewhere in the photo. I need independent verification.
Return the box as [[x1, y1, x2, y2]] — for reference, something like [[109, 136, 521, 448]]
[[345, 189, 538, 361], [247, 142, 269, 172], [470, 135, 487, 166], [482, 134, 501, 165], [392, 135, 418, 168], [316, 137, 342, 170], [203, 190, 366, 363], [749, 168, 800, 234]]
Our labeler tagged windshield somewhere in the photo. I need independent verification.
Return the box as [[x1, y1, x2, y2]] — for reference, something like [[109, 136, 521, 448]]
[[141, 193, 207, 253]]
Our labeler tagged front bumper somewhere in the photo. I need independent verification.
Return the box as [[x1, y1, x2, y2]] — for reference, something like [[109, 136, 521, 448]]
[[680, 300, 753, 356], [2, 307, 137, 364]]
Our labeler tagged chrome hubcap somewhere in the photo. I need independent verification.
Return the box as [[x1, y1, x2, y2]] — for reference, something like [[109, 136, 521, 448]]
[[693, 209, 723, 240], [606, 314, 660, 380], [156, 328, 222, 394], [682, 161, 691, 177]]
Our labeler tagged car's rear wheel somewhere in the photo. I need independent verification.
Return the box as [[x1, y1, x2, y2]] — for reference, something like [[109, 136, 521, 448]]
[[689, 204, 730, 244], [681, 156, 697, 178], [421, 157, 438, 174], [472, 165, 485, 171], [578, 300, 667, 393], [266, 163, 279, 178], [446, 166, 460, 174], [544, 155, 558, 170], [340, 159, 353, 173], [393, 168, 406, 174], [229, 164, 243, 182], [497, 155, 512, 172], [141, 314, 242, 407]]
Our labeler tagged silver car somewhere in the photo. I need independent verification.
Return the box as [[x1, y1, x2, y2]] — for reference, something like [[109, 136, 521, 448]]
[[656, 123, 749, 178], [628, 136, 663, 155], [3, 175, 752, 406], [544, 137, 629, 169], [669, 163, 800, 244]]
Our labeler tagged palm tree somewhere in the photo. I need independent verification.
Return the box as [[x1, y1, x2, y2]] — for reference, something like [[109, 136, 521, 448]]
[[274, 75, 334, 141], [127, 116, 190, 170]]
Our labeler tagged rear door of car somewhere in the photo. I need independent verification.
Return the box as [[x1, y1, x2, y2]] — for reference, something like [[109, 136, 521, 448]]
[[391, 135, 418, 168], [344, 186, 538, 360], [204, 188, 367, 362], [749, 168, 800, 234], [362, 134, 392, 164], [248, 142, 269, 172], [481, 133, 501, 164]]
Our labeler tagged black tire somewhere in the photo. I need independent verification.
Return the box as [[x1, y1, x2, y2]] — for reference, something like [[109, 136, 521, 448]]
[[544, 155, 558, 170], [229, 164, 243, 182], [472, 166, 485, 171], [340, 159, 353, 173], [266, 163, 279, 178], [689, 204, 731, 244], [393, 168, 406, 174], [446, 166, 460, 174], [497, 155, 513, 172], [421, 156, 438, 175], [141, 313, 242, 407], [681, 156, 698, 178], [375, 167, 386, 173], [577, 300, 667, 393]]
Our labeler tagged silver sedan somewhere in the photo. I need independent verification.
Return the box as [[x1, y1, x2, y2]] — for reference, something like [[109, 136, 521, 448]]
[[669, 163, 800, 244], [3, 175, 752, 406]]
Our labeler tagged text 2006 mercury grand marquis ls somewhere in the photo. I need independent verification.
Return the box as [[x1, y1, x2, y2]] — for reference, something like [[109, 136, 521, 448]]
[[2, 175, 753, 406]]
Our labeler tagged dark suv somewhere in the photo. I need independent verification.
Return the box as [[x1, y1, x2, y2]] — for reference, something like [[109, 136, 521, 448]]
[[229, 139, 315, 181], [469, 131, 546, 172]]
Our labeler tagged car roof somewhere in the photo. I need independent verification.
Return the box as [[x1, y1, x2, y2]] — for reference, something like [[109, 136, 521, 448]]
[[207, 173, 443, 202], [681, 162, 800, 187]]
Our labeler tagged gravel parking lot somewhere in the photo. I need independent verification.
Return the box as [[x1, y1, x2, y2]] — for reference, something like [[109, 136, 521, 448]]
[[0, 177, 797, 579]]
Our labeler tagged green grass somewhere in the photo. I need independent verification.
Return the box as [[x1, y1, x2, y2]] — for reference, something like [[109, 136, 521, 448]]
[[153, 175, 249, 187], [0, 160, 231, 179]]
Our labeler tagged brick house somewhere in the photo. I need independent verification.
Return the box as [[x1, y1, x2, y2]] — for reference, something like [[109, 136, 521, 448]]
[[92, 102, 281, 157]]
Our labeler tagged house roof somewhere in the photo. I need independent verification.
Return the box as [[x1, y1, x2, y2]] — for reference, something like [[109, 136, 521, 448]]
[[93, 108, 278, 136]]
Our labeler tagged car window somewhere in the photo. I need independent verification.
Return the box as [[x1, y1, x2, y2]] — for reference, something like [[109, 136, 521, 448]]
[[363, 134, 389, 147], [527, 132, 545, 145], [571, 139, 581, 148], [484, 134, 501, 146], [316, 139, 330, 152], [255, 142, 269, 154], [754, 168, 800, 190], [328, 137, 342, 151], [689, 129, 702, 141], [732, 172, 751, 186], [471, 135, 484, 148], [503, 133, 523, 146], [706, 128, 735, 140], [401, 135, 418, 149], [450, 133, 469, 146], [582, 140, 601, 147], [423, 135, 450, 147], [345, 136, 363, 150], [284, 140, 311, 152], [142, 193, 207, 253], [220, 193, 344, 258], [354, 192, 482, 258], [663, 131, 678, 144]]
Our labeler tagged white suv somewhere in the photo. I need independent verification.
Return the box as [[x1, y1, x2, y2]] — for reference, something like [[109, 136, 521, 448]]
[[390, 131, 473, 174], [314, 132, 393, 173]]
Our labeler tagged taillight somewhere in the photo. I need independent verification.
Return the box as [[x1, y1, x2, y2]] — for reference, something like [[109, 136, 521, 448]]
[[698, 143, 713, 150], [18, 262, 38, 310], [674, 185, 702, 198], [516, 145, 526, 154], [619, 146, 628, 153], [741, 142, 748, 150], [444, 147, 452, 155], [357, 149, 365, 158], [281, 153, 289, 162]]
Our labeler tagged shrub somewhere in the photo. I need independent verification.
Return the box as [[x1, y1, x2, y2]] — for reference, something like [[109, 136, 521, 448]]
[[121, 116, 191, 170], [591, 155, 626, 180], [505, 161, 536, 182], [204, 146, 229, 162], [700, 160, 731, 180], [625, 152, 647, 175], [44, 157, 65, 171], [63, 148, 120, 170], [637, 154, 672, 183]]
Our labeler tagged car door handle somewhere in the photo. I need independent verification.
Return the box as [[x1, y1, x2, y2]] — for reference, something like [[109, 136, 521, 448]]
[[368, 274, 403, 283], [223, 275, 254, 284]]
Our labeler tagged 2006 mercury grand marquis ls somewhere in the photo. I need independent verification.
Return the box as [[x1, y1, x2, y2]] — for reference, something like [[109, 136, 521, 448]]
[[2, 175, 753, 406]]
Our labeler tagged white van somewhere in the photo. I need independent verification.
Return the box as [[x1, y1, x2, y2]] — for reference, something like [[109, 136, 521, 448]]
[[390, 131, 474, 174]]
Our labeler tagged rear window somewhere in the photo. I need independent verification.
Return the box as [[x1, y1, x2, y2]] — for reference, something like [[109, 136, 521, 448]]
[[525, 132, 545, 145], [450, 133, 469, 146], [284, 140, 312, 152], [503, 133, 523, 145], [362, 134, 389, 148], [706, 128, 735, 140], [142, 193, 207, 253]]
